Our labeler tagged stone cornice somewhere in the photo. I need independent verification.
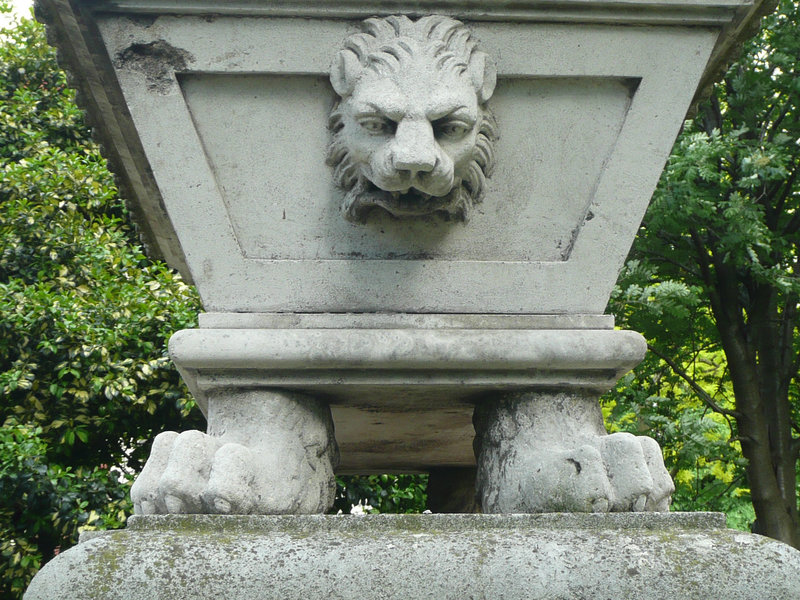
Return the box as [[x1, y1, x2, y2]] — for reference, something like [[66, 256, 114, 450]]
[[83, 0, 750, 25]]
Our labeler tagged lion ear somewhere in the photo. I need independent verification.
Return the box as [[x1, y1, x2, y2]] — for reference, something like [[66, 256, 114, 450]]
[[330, 50, 362, 97], [469, 51, 496, 103]]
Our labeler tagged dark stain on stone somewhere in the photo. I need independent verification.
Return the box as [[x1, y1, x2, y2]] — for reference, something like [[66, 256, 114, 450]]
[[125, 15, 158, 28], [115, 40, 194, 94], [567, 458, 582, 474]]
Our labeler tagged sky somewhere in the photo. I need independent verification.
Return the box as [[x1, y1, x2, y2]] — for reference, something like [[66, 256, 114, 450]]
[[1, 0, 34, 27]]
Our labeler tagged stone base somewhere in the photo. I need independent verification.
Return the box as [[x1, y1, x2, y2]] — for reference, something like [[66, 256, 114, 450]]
[[25, 513, 800, 599]]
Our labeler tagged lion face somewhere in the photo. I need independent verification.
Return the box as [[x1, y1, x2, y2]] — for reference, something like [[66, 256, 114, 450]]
[[327, 16, 498, 222]]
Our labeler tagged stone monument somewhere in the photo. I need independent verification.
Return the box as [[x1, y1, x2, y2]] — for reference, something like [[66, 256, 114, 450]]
[[25, 0, 800, 598]]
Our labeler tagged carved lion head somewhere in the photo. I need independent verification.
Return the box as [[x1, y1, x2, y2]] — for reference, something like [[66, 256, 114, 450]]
[[327, 15, 498, 222]]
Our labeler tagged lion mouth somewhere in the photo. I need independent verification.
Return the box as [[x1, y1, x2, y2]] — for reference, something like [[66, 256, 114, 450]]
[[370, 183, 454, 216], [390, 188, 432, 202], [342, 178, 470, 222]]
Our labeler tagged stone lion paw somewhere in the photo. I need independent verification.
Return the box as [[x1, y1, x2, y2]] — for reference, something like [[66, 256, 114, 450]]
[[474, 393, 675, 514], [478, 432, 674, 513], [594, 432, 674, 512], [130, 390, 339, 515], [510, 444, 614, 513], [130, 428, 336, 515], [130, 430, 256, 515]]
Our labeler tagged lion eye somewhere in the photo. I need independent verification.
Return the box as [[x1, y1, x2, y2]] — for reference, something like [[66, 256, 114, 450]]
[[434, 119, 472, 140], [359, 117, 396, 135]]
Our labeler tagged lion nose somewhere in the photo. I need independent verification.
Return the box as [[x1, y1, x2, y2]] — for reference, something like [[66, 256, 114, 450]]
[[392, 119, 437, 175]]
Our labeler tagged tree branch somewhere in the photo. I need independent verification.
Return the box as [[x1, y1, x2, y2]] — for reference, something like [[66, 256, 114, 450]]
[[778, 293, 798, 381], [791, 433, 800, 460], [641, 249, 702, 279], [783, 209, 800, 236], [647, 343, 740, 418], [764, 96, 792, 143], [700, 93, 724, 134], [710, 475, 745, 504], [774, 157, 800, 221], [688, 228, 723, 314]]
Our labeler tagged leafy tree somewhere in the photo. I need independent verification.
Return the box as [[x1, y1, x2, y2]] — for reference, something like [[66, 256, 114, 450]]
[[0, 7, 203, 594], [609, 0, 800, 548]]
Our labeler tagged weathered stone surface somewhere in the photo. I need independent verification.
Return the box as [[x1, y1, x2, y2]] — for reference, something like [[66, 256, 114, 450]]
[[197, 312, 616, 330], [131, 390, 338, 514], [25, 514, 800, 599], [30, 10, 783, 600], [474, 391, 674, 513]]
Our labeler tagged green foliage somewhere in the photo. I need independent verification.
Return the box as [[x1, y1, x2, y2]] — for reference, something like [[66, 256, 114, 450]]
[[608, 261, 754, 528], [0, 8, 203, 595], [334, 474, 428, 514], [0, 9, 87, 162], [0, 424, 131, 598]]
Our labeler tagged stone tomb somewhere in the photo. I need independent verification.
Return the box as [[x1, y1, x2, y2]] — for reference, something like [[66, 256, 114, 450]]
[[26, 0, 800, 598]]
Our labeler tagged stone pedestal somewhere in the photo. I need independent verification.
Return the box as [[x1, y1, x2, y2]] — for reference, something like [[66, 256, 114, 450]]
[[30, 1, 796, 598], [25, 514, 800, 599], [33, 0, 768, 515]]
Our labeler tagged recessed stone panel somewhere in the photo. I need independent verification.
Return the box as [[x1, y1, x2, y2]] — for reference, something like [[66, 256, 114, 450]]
[[183, 74, 633, 262]]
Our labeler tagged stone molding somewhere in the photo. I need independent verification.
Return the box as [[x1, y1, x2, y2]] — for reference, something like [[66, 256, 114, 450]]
[[170, 327, 646, 409], [197, 312, 615, 330]]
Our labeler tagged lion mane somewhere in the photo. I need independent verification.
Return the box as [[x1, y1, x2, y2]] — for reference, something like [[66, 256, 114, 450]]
[[327, 15, 498, 222]]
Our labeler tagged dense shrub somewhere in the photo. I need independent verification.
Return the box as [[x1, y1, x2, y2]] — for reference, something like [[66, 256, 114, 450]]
[[0, 8, 203, 595]]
